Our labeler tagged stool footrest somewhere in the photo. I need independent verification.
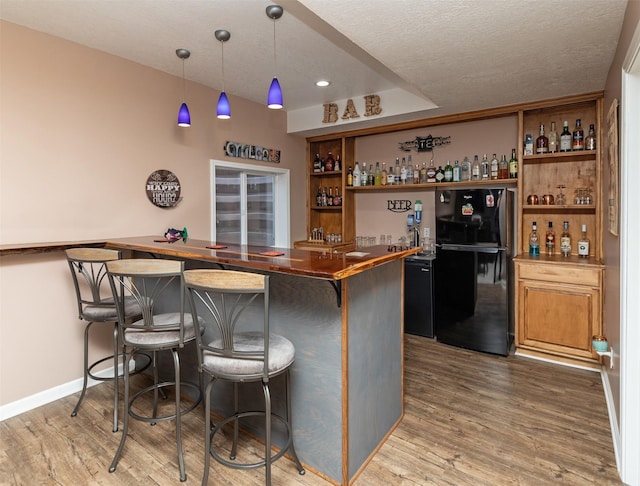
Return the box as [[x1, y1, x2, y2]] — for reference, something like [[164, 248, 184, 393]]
[[128, 381, 202, 424]]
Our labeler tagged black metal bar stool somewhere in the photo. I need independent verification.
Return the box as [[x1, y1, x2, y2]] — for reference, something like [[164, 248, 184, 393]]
[[65, 248, 149, 432], [184, 269, 305, 486], [106, 258, 203, 482]]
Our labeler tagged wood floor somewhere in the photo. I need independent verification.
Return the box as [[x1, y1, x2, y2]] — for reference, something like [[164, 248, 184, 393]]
[[0, 335, 621, 485]]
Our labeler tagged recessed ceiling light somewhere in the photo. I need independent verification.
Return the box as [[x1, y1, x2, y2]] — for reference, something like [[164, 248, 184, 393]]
[[315, 80, 331, 87]]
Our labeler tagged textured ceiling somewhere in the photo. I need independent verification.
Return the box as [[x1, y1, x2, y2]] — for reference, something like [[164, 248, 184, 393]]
[[0, 0, 628, 134]]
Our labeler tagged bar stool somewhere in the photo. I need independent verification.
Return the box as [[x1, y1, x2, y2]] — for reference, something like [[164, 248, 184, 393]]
[[106, 258, 202, 482], [184, 269, 305, 486], [65, 248, 148, 433]]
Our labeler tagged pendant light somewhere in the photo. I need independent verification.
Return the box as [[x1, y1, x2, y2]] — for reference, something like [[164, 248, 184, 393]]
[[215, 29, 231, 119], [176, 48, 191, 127], [266, 5, 283, 109]]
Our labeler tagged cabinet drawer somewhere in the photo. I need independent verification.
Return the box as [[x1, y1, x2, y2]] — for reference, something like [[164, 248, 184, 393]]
[[517, 262, 602, 287]]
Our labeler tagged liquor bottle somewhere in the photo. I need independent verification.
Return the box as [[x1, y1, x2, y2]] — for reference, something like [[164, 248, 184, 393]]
[[560, 220, 571, 257], [325, 152, 335, 171], [529, 221, 540, 256], [327, 186, 333, 206], [335, 155, 341, 171], [461, 156, 472, 182], [444, 161, 453, 182], [435, 166, 445, 182], [427, 159, 437, 183], [509, 149, 518, 179], [321, 186, 328, 206], [313, 153, 322, 172], [361, 163, 368, 186], [452, 160, 461, 182], [316, 186, 322, 206], [545, 221, 555, 255], [353, 161, 361, 187], [490, 153, 499, 180], [386, 161, 395, 185], [400, 157, 408, 184], [394, 157, 401, 185], [572, 119, 584, 151], [560, 120, 572, 152], [381, 162, 388, 186], [346, 166, 353, 186], [578, 224, 590, 258], [499, 154, 509, 179], [419, 161, 428, 183], [374, 162, 382, 186], [481, 154, 489, 180], [548, 121, 559, 153], [368, 163, 375, 186], [471, 155, 481, 180], [407, 155, 414, 184], [536, 124, 549, 154], [585, 124, 597, 151], [413, 164, 420, 184]]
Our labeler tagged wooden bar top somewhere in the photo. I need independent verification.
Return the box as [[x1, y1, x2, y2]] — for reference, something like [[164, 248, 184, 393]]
[[105, 236, 419, 280]]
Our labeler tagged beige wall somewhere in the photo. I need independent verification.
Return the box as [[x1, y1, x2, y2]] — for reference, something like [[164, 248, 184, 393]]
[[0, 21, 306, 408], [602, 0, 640, 439]]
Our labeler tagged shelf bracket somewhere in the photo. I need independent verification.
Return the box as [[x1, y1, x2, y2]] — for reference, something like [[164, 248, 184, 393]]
[[329, 280, 342, 307]]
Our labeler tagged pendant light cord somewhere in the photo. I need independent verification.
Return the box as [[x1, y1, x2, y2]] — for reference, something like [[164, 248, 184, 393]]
[[182, 59, 186, 102], [221, 40, 226, 92], [272, 18, 277, 77]]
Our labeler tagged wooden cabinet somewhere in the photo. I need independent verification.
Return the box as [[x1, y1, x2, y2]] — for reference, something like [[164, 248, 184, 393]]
[[515, 258, 604, 368], [514, 93, 605, 367], [294, 135, 355, 251]]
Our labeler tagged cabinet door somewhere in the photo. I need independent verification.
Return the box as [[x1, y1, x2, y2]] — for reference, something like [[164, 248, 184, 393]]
[[517, 279, 600, 361]]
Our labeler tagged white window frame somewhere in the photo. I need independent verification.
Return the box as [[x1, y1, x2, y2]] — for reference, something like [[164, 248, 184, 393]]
[[210, 159, 290, 248]]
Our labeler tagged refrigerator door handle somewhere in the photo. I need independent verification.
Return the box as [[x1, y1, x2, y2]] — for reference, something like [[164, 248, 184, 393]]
[[440, 244, 503, 254]]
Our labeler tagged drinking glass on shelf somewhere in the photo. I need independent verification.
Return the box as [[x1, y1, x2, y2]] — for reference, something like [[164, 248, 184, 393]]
[[556, 184, 566, 206]]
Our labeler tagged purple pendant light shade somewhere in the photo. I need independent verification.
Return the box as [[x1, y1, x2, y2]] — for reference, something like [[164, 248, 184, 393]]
[[215, 29, 231, 119], [178, 102, 191, 127], [266, 5, 284, 110], [267, 77, 283, 109], [176, 48, 191, 127], [217, 92, 231, 119]]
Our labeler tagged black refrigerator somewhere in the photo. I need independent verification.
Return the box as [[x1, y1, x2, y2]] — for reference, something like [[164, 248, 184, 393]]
[[434, 187, 514, 356]]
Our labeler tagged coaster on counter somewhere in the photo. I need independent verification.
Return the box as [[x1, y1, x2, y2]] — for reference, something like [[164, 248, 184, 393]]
[[206, 244, 228, 249], [260, 251, 285, 256]]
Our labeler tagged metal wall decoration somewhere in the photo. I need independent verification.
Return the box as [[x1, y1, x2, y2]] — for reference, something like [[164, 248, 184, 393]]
[[146, 169, 182, 208], [224, 140, 280, 163], [387, 199, 413, 213], [398, 134, 452, 152]]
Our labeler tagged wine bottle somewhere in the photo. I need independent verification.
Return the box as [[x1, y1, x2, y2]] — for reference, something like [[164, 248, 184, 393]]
[[509, 149, 518, 179]]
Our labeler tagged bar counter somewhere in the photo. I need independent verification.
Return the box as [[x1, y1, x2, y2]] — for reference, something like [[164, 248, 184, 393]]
[[3, 236, 416, 485]]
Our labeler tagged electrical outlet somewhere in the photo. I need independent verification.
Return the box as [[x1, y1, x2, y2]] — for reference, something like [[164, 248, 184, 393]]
[[423, 227, 431, 238]]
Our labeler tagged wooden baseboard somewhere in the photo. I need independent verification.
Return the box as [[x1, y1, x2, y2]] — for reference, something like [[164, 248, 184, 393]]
[[515, 347, 602, 371]]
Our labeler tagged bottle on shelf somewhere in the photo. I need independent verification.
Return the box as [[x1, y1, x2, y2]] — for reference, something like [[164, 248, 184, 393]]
[[471, 155, 481, 180], [386, 161, 395, 185], [353, 161, 361, 187], [560, 221, 571, 257], [578, 224, 590, 258], [394, 157, 401, 185], [572, 119, 584, 151], [374, 162, 382, 186], [481, 154, 489, 180], [427, 159, 437, 183], [548, 121, 559, 153], [335, 155, 341, 171], [325, 152, 335, 171], [419, 161, 428, 183], [368, 163, 375, 186], [545, 221, 555, 255], [444, 160, 453, 182], [413, 163, 420, 184], [509, 149, 518, 179], [361, 163, 368, 186], [407, 155, 414, 184], [321, 186, 328, 206], [490, 153, 499, 180], [499, 154, 509, 179], [529, 221, 540, 256], [313, 153, 322, 172], [461, 156, 472, 182], [316, 186, 322, 206], [334, 186, 341, 206], [400, 157, 408, 184], [560, 120, 572, 152], [536, 123, 549, 154], [435, 166, 445, 182], [327, 187, 333, 206], [347, 166, 353, 186], [453, 160, 461, 182], [381, 162, 388, 186], [585, 124, 597, 151]]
